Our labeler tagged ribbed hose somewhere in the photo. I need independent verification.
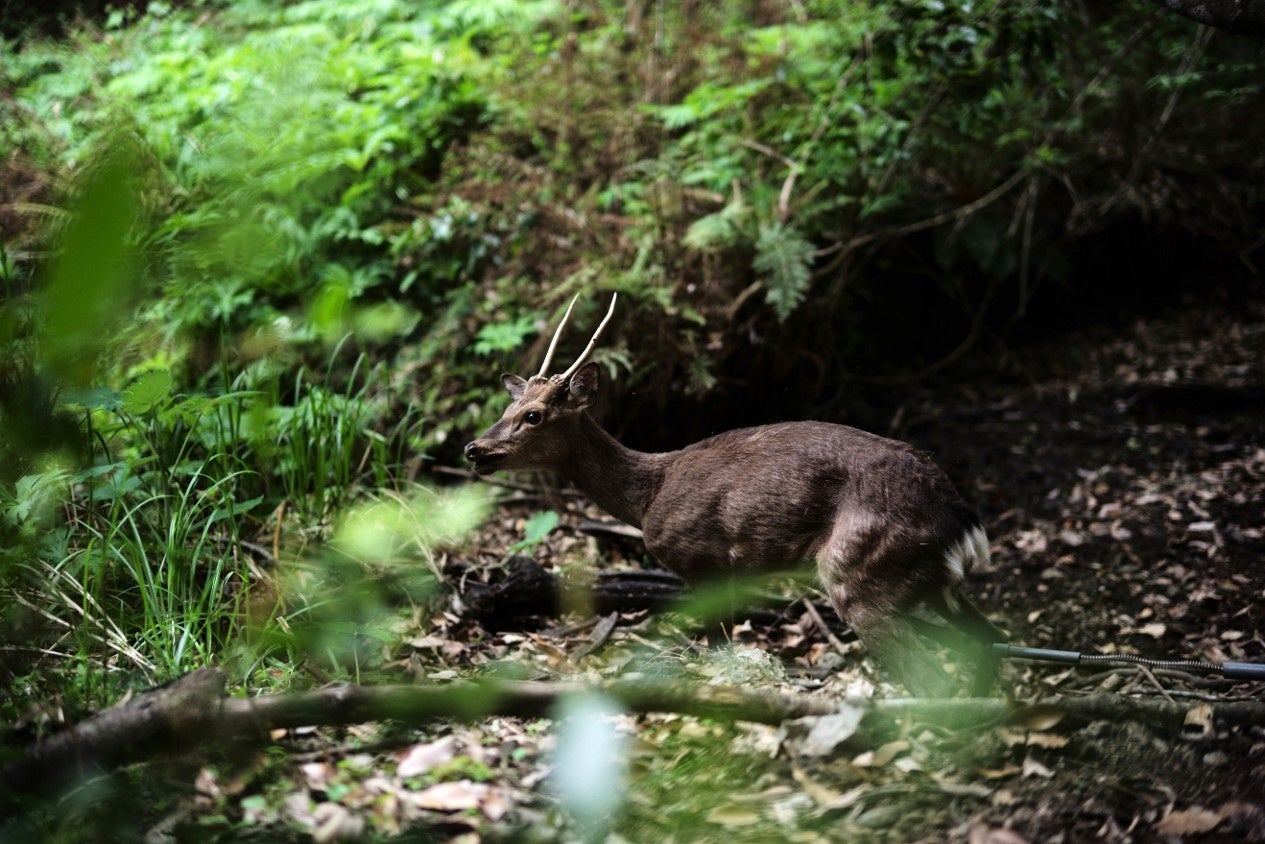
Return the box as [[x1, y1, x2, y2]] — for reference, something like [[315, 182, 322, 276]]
[[993, 643, 1265, 680], [1075, 652, 1221, 674]]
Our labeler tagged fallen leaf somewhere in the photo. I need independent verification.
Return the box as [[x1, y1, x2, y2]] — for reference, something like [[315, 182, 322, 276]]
[[932, 774, 993, 799], [407, 635, 447, 649], [790, 765, 849, 807], [301, 761, 337, 792], [1025, 732, 1069, 749], [1183, 703, 1215, 738], [1021, 755, 1053, 779], [1058, 529, 1085, 547], [1220, 630, 1245, 641], [799, 707, 865, 756], [312, 802, 364, 843], [1135, 622, 1166, 638], [1012, 704, 1065, 731], [396, 736, 457, 778], [1156, 807, 1223, 836], [894, 755, 923, 772], [706, 805, 761, 826], [480, 788, 510, 821], [969, 824, 1029, 844], [410, 780, 488, 812], [978, 765, 1021, 780], [820, 785, 868, 812], [872, 739, 910, 767]]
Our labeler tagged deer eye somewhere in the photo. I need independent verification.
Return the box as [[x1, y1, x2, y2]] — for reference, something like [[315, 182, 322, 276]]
[[524, 410, 543, 425]]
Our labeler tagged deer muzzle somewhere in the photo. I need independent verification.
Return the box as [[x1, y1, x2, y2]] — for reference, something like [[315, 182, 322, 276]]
[[463, 440, 506, 476]]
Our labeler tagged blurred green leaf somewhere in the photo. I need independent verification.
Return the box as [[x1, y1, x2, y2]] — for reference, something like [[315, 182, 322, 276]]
[[510, 509, 559, 552], [40, 145, 143, 385], [551, 691, 629, 837], [331, 485, 490, 565]]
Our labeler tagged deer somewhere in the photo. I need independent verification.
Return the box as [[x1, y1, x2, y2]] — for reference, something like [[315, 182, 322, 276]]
[[463, 293, 1007, 697]]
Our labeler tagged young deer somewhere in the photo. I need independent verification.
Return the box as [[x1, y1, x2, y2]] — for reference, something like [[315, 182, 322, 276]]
[[464, 294, 1006, 696]]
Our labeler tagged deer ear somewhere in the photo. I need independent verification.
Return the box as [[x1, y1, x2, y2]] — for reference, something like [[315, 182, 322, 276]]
[[502, 374, 528, 400], [567, 362, 600, 407]]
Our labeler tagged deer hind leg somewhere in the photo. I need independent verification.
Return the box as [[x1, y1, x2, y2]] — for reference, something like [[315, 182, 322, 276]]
[[926, 585, 1007, 696], [837, 595, 955, 697], [816, 516, 957, 696]]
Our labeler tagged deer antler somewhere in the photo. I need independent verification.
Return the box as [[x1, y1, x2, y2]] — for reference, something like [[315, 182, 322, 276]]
[[555, 292, 618, 383], [536, 293, 581, 378]]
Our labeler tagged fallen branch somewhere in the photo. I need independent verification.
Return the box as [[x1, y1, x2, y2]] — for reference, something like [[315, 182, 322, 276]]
[[454, 554, 852, 639], [457, 555, 694, 624], [7, 668, 1265, 798]]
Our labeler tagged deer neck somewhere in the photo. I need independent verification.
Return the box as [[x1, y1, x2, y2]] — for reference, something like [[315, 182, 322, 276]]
[[561, 413, 666, 529]]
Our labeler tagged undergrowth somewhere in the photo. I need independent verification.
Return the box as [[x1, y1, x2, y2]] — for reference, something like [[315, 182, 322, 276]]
[[0, 0, 1261, 780]]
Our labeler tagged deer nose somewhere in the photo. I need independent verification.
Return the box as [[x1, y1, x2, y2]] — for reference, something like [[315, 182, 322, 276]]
[[464, 441, 482, 462]]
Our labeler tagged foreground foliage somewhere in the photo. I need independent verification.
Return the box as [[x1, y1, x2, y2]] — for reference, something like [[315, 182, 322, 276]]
[[1, 1, 1262, 839]]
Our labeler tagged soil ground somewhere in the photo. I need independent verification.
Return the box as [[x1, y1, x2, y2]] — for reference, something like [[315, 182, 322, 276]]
[[60, 291, 1265, 842]]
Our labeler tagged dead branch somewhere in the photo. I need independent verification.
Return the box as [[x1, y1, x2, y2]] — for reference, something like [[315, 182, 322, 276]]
[[457, 555, 691, 625], [8, 667, 1264, 798]]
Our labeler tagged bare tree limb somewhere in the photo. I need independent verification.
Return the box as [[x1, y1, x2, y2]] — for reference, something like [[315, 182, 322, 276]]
[[7, 668, 1264, 798]]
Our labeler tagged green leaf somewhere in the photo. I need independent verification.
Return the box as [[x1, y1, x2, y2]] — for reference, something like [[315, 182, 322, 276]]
[[7, 471, 69, 526], [683, 211, 740, 252], [208, 495, 264, 524], [121, 369, 174, 415], [62, 386, 122, 411], [510, 509, 559, 552], [40, 144, 143, 385], [474, 315, 536, 356]]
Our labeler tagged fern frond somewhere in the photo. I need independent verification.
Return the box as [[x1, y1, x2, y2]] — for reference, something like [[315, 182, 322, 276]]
[[753, 222, 814, 321]]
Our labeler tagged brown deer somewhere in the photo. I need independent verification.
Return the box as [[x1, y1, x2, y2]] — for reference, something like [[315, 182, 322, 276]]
[[464, 294, 1006, 696]]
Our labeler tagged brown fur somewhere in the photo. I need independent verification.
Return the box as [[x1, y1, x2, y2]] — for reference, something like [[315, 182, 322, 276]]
[[465, 363, 1005, 696]]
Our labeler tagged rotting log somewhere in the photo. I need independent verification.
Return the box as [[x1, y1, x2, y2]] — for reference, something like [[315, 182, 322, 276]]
[[455, 553, 851, 636]]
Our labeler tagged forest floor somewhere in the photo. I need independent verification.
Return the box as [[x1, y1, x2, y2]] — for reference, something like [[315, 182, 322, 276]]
[[59, 291, 1265, 842]]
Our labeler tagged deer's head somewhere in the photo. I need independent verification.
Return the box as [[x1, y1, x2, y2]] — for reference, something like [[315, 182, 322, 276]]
[[463, 294, 616, 477]]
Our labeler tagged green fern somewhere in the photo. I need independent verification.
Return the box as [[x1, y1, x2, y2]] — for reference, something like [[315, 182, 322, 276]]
[[754, 222, 814, 321], [683, 213, 737, 251]]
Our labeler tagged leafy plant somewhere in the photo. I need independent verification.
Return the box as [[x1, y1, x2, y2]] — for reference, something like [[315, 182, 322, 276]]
[[754, 223, 815, 322], [510, 510, 560, 553], [475, 313, 538, 356]]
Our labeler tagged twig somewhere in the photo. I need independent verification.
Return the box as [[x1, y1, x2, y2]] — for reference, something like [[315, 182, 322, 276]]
[[1137, 665, 1175, 703], [271, 500, 286, 565], [801, 597, 855, 659], [430, 465, 585, 498], [570, 612, 620, 662]]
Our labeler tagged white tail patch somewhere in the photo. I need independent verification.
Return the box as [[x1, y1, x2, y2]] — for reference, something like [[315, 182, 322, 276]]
[[943, 524, 990, 584]]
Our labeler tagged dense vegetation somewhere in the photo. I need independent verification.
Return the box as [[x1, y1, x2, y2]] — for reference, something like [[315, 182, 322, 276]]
[[1, 0, 1261, 837]]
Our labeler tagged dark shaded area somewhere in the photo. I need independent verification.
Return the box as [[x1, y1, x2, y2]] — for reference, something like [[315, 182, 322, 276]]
[[609, 222, 1261, 454], [0, 0, 208, 41]]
